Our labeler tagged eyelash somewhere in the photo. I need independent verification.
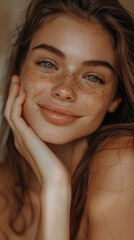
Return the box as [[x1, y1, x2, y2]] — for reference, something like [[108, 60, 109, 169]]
[[83, 73, 104, 84], [36, 60, 57, 70], [36, 60, 104, 83]]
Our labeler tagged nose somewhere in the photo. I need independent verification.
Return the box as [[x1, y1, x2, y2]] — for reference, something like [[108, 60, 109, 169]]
[[51, 83, 77, 102]]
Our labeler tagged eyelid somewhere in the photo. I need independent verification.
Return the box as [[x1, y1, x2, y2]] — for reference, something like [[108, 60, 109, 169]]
[[83, 72, 104, 83], [36, 58, 59, 70]]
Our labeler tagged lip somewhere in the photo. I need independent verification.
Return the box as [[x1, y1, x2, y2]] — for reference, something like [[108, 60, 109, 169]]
[[38, 104, 81, 125]]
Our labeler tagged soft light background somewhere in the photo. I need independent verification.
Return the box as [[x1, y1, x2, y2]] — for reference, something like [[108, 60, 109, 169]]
[[0, 0, 134, 83]]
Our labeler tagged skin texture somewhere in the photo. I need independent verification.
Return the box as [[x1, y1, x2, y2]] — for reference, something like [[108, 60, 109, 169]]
[[20, 14, 120, 148], [3, 14, 126, 240]]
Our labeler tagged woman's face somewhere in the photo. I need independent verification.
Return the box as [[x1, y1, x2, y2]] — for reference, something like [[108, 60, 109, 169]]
[[20, 14, 119, 144]]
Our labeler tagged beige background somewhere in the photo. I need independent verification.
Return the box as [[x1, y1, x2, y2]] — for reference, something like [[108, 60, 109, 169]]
[[0, 0, 30, 82], [0, 0, 134, 82]]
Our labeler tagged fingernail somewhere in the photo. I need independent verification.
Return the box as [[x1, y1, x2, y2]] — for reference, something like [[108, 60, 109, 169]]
[[11, 75, 19, 84]]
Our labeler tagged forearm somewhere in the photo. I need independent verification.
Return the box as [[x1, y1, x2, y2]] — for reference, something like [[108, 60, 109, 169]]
[[35, 183, 71, 240]]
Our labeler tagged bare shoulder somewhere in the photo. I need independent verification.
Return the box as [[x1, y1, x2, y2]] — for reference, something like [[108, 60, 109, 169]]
[[85, 136, 134, 240], [89, 135, 134, 191]]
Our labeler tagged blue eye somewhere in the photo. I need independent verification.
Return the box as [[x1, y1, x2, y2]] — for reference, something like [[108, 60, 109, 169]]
[[84, 74, 104, 83], [37, 61, 56, 69]]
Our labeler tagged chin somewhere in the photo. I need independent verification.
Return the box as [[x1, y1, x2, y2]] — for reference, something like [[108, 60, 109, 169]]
[[36, 129, 73, 145]]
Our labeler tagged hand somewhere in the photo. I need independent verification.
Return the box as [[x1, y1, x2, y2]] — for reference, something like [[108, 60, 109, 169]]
[[4, 75, 71, 187]]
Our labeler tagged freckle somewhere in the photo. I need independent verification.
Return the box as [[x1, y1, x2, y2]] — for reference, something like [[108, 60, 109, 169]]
[[49, 76, 55, 82], [76, 83, 85, 91], [99, 89, 109, 101], [49, 76, 60, 83], [59, 71, 75, 83]]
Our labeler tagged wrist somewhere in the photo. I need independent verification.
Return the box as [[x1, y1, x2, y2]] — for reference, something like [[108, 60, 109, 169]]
[[41, 172, 71, 189], [41, 181, 71, 196], [40, 181, 71, 206]]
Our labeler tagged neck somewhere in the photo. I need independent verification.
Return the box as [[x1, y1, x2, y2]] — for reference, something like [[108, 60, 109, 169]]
[[46, 137, 88, 175], [47, 141, 75, 173]]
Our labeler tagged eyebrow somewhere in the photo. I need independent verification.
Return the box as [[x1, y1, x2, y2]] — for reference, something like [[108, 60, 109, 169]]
[[83, 60, 116, 73], [32, 43, 115, 73], [32, 44, 65, 58]]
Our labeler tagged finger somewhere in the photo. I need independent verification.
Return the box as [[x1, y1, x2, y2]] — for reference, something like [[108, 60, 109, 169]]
[[9, 75, 20, 94], [11, 91, 36, 137], [9, 91, 26, 139], [4, 77, 20, 121], [4, 76, 23, 149]]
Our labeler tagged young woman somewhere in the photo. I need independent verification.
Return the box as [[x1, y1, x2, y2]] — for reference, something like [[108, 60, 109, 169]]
[[0, 0, 134, 239]]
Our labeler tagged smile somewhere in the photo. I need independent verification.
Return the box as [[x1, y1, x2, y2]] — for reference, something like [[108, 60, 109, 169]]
[[38, 104, 81, 125]]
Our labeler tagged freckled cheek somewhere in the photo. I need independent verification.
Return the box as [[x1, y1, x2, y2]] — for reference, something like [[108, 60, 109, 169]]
[[80, 87, 113, 115], [75, 80, 112, 99], [20, 70, 53, 97]]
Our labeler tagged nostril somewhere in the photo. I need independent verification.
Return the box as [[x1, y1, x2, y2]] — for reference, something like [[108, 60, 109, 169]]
[[55, 93, 60, 97], [51, 87, 76, 102]]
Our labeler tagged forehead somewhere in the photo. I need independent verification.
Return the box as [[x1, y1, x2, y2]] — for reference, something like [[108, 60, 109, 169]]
[[29, 14, 115, 65]]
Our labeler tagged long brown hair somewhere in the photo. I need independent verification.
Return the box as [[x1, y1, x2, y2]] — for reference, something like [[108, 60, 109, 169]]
[[0, 0, 134, 239]]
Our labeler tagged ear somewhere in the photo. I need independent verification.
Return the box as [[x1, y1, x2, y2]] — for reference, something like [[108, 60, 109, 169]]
[[108, 95, 122, 113]]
